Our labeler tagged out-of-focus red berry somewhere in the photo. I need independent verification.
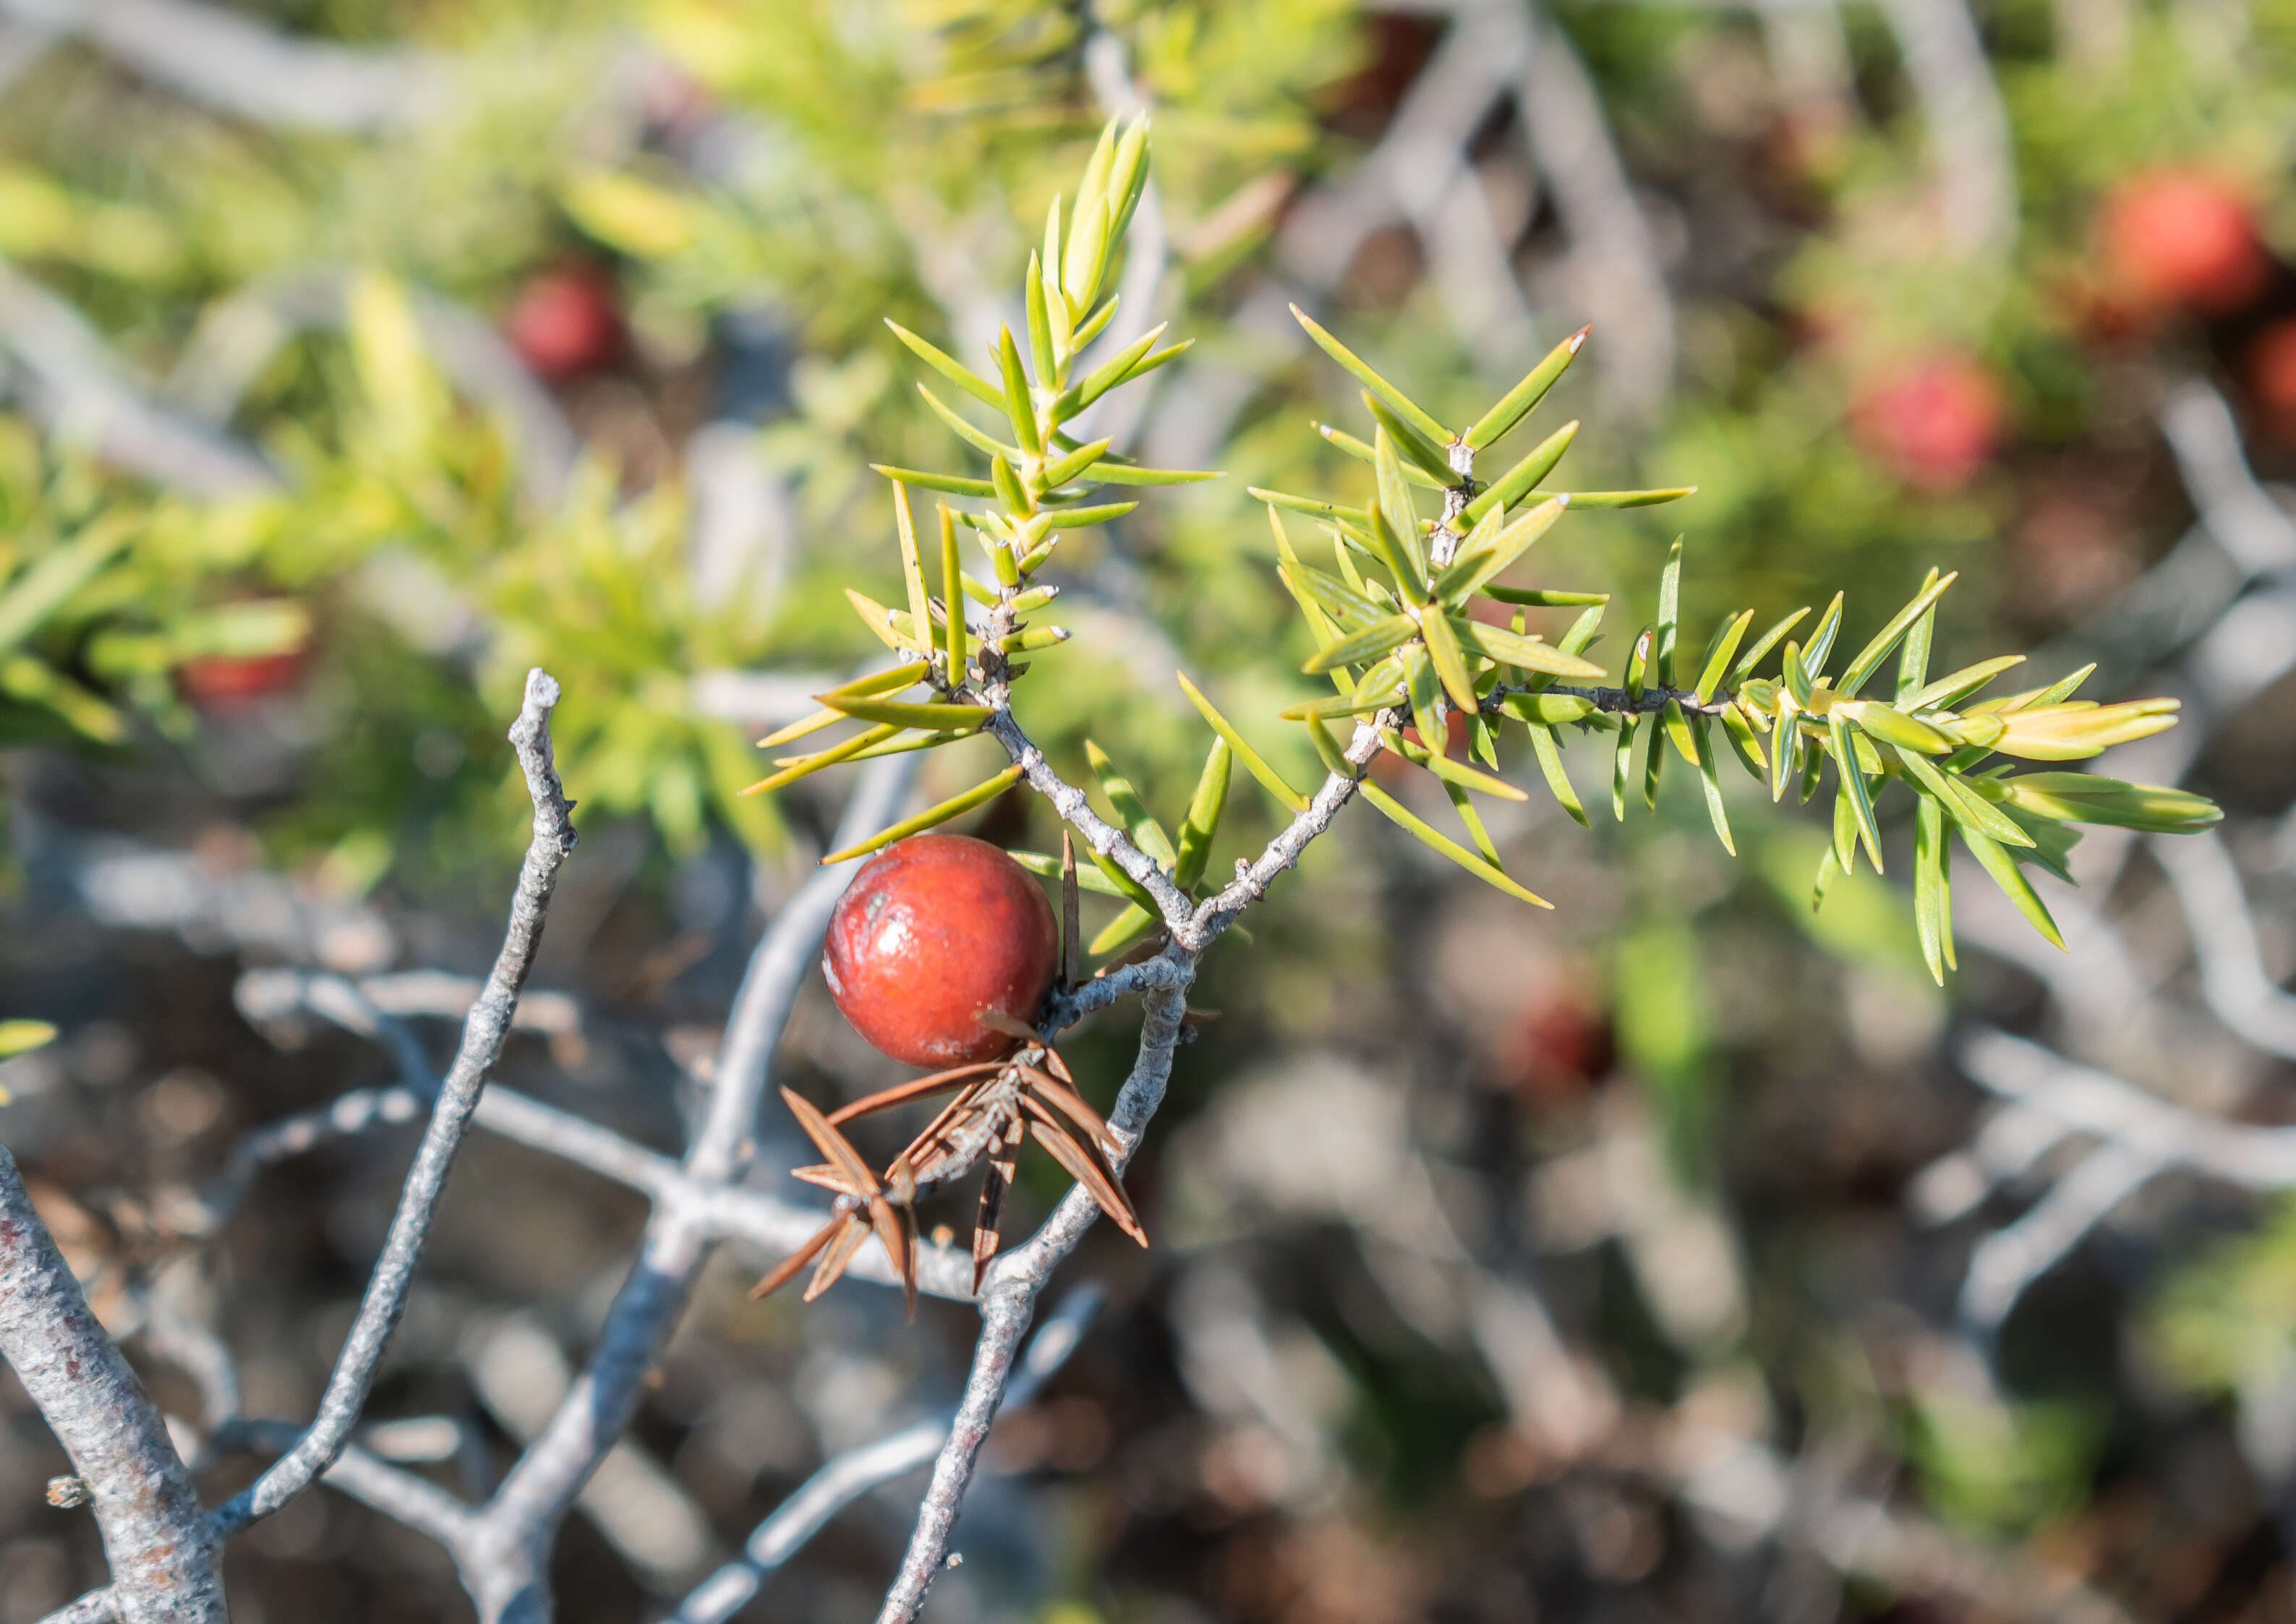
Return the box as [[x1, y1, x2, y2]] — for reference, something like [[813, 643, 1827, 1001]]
[[1502, 992, 1615, 1108], [2101, 172, 2270, 315], [1848, 354, 2004, 492], [176, 646, 308, 709], [504, 265, 623, 380], [822, 834, 1059, 1068], [2249, 319, 2296, 414]]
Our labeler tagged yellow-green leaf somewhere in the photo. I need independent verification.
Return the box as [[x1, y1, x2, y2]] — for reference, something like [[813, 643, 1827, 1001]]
[[819, 695, 991, 731], [871, 463, 995, 499], [1453, 616, 1605, 680], [819, 766, 1024, 864], [1290, 304, 1451, 445], [1085, 740, 1177, 868], [1960, 826, 2064, 951], [1177, 672, 1308, 811], [1465, 324, 1587, 450], [1913, 795, 1953, 985], [1174, 738, 1232, 892], [886, 319, 1004, 409], [1360, 782, 1551, 907], [1417, 605, 1480, 712], [1529, 723, 1588, 826], [741, 723, 900, 798], [1461, 421, 1579, 524]]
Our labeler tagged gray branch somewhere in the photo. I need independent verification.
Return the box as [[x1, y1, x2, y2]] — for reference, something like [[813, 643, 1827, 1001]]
[[1042, 951, 1194, 1031], [2151, 831, 2296, 1061], [229, 967, 672, 1206], [1947, 1027, 2296, 1330], [1, 1146, 223, 1623], [2158, 382, 2296, 578], [210, 667, 577, 1537], [1959, 1028, 2296, 1192], [986, 711, 1199, 926], [454, 752, 917, 1624], [218, 1419, 479, 1552], [0, 0, 439, 130], [1514, 3, 1676, 412], [1281, 5, 1532, 365], [673, 1288, 1101, 1624], [1871, 0, 2018, 263], [1957, 1140, 2160, 1333], [0, 264, 280, 496], [227, 962, 981, 1303], [1188, 715, 1387, 946], [874, 973, 1192, 1622]]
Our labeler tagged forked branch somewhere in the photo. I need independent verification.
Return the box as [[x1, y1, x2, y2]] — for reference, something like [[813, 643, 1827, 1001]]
[[28, 668, 576, 1624], [211, 667, 577, 1536], [0, 1146, 222, 1624]]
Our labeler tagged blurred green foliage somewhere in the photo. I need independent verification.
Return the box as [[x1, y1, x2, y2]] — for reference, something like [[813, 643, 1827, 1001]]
[[1903, 1389, 2107, 1534], [2153, 1200, 2296, 1401], [1, 0, 2291, 1570], [0, 426, 304, 751]]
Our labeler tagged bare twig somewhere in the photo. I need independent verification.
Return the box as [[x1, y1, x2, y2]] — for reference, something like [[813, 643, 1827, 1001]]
[[0, 265, 279, 496], [1957, 1140, 2161, 1333], [1958, 1027, 2296, 1190], [1279, 7, 1535, 363], [1945, 1027, 2296, 1330], [673, 1287, 1101, 1624], [2059, 383, 2296, 810], [210, 667, 577, 1537], [1187, 717, 1386, 946], [228, 968, 662, 1202], [456, 752, 917, 1624], [1042, 951, 1194, 1032], [30, 713, 604, 1624], [1584, 0, 2010, 270], [140, 1266, 242, 1427], [1753, 0, 1860, 126], [2151, 831, 2296, 1061], [986, 713, 1199, 926], [218, 1419, 479, 1552], [1779, 1440, 2138, 1624], [874, 973, 1191, 1623], [38, 1594, 133, 1624], [1277, 9, 1506, 290], [1870, 0, 2018, 262], [1, 1146, 223, 1623], [0, 0, 438, 129], [240, 966, 581, 1040], [1908, 1101, 2073, 1226], [461, 1317, 714, 1589], [1513, 2, 1676, 412], [1903, 381, 2296, 1375], [229, 960, 978, 1301], [2159, 383, 2296, 578]]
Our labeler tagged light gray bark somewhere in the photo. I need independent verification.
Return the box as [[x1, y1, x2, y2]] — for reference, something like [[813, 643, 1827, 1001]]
[[0, 1146, 223, 1623]]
